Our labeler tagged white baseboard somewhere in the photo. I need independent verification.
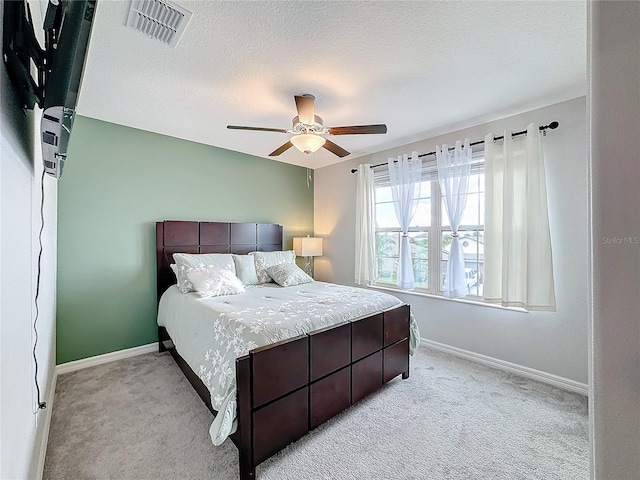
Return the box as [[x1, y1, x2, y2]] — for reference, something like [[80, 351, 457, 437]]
[[35, 372, 56, 480], [421, 338, 588, 396], [56, 343, 159, 376]]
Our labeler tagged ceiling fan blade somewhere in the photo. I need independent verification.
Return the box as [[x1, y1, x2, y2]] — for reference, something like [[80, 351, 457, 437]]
[[294, 94, 315, 125], [323, 139, 350, 158], [269, 141, 294, 156], [328, 124, 387, 135], [227, 125, 288, 133]]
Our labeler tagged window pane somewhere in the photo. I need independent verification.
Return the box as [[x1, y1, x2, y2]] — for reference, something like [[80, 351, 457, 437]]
[[418, 180, 432, 199], [410, 198, 431, 227], [412, 259, 428, 288], [440, 230, 452, 291], [441, 230, 485, 296], [375, 203, 400, 228], [378, 200, 431, 228], [375, 186, 393, 203], [440, 259, 448, 292], [441, 200, 450, 228], [467, 173, 479, 193], [441, 193, 481, 226], [467, 230, 484, 297], [376, 257, 397, 285], [440, 173, 484, 228], [460, 193, 481, 226], [408, 232, 428, 259], [465, 260, 484, 297], [375, 232, 399, 257], [441, 231, 454, 257]]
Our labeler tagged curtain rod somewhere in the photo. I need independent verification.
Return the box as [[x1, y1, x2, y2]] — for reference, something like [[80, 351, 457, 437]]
[[349, 121, 559, 174]]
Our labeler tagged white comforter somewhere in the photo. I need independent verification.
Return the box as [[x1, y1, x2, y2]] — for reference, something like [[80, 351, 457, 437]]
[[157, 281, 420, 446]]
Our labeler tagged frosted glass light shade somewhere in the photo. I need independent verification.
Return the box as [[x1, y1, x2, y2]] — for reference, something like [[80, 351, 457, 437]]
[[290, 134, 326, 154], [293, 237, 323, 257]]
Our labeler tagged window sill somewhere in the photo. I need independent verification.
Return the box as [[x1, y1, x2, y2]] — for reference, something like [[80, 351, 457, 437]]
[[367, 283, 529, 313]]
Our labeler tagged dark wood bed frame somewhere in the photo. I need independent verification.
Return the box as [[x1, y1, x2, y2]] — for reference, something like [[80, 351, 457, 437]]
[[156, 220, 411, 479]]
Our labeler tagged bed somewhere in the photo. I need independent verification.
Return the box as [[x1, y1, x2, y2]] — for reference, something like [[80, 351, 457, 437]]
[[156, 220, 418, 479]]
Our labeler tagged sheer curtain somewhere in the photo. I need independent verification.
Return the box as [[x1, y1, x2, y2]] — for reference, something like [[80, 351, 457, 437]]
[[437, 139, 472, 298], [388, 152, 422, 290], [484, 124, 556, 311], [355, 164, 376, 285]]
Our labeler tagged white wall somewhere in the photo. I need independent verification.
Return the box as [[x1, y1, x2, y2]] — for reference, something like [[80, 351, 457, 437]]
[[315, 97, 588, 384], [589, 2, 640, 478], [0, 2, 58, 478]]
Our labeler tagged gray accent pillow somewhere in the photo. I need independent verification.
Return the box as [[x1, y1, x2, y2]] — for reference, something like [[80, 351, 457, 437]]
[[250, 250, 296, 284], [266, 263, 313, 287], [172, 253, 235, 293], [232, 255, 260, 285]]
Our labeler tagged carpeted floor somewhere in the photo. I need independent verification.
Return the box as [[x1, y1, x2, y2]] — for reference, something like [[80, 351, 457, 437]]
[[43, 347, 589, 480]]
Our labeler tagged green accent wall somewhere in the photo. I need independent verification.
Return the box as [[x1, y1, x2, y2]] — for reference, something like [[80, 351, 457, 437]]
[[57, 116, 314, 364]]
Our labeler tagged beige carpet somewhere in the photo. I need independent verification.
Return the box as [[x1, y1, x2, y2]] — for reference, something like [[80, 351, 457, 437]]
[[44, 347, 589, 480]]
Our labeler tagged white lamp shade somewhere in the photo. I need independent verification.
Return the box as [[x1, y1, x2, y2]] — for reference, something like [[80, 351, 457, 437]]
[[293, 237, 323, 257], [290, 133, 326, 154]]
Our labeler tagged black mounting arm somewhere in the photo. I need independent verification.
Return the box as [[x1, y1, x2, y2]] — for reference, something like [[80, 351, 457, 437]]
[[3, 0, 61, 110]]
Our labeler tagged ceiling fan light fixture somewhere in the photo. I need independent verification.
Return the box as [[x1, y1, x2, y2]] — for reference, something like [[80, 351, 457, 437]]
[[290, 133, 326, 154]]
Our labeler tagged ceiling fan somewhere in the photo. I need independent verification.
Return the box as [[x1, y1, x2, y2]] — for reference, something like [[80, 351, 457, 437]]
[[227, 94, 387, 158]]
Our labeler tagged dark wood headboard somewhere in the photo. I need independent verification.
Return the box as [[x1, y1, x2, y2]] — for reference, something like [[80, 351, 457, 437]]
[[155, 221, 283, 301]]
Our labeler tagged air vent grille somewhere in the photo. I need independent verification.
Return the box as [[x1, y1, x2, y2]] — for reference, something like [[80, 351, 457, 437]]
[[126, 0, 192, 48]]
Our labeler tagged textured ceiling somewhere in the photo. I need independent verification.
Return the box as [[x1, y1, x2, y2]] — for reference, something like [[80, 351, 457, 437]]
[[77, 0, 587, 169]]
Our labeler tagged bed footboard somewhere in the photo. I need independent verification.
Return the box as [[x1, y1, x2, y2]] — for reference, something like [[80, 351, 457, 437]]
[[158, 305, 410, 480], [233, 303, 411, 480]]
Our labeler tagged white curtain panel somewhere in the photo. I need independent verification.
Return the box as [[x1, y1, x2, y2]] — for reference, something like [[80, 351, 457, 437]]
[[355, 164, 376, 285], [484, 124, 556, 311], [388, 152, 422, 290], [437, 139, 472, 298]]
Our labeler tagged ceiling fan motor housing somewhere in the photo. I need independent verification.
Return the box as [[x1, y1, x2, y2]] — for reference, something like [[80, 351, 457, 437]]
[[291, 115, 326, 134]]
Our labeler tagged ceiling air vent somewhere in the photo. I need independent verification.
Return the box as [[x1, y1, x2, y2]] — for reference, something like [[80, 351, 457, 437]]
[[126, 0, 192, 48]]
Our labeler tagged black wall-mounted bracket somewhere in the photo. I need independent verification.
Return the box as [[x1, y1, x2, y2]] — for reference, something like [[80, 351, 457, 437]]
[[3, 0, 61, 110]]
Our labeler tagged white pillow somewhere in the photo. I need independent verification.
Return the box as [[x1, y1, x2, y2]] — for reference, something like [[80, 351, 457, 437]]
[[186, 267, 245, 298], [250, 250, 296, 284], [266, 263, 313, 287], [173, 253, 235, 293], [232, 255, 260, 285]]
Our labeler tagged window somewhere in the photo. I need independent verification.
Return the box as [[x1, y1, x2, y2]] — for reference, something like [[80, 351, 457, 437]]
[[373, 158, 485, 298]]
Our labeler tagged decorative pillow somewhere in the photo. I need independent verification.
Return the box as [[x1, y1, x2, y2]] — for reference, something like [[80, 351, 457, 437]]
[[186, 267, 245, 298], [232, 255, 260, 285], [172, 253, 235, 293], [169, 263, 178, 279], [266, 263, 313, 287], [250, 250, 296, 284]]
